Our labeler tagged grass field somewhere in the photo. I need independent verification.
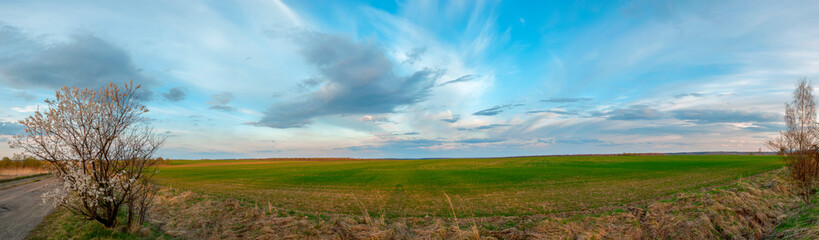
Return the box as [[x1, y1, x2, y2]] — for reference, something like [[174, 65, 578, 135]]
[[153, 155, 782, 218]]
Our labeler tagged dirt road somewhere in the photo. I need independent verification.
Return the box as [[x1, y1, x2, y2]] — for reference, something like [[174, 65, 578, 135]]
[[0, 176, 56, 240]]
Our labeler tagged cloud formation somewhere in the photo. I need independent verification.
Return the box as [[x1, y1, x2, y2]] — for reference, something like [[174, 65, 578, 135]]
[[458, 138, 503, 144], [527, 109, 581, 115], [672, 109, 781, 123], [0, 122, 24, 136], [602, 105, 666, 120], [162, 87, 187, 102], [457, 124, 513, 131], [592, 105, 782, 125], [473, 104, 523, 116], [343, 139, 443, 152], [0, 25, 153, 98], [403, 46, 426, 65], [359, 115, 391, 123], [440, 114, 460, 123], [553, 138, 605, 145], [342, 137, 504, 154], [604, 124, 711, 136], [673, 93, 705, 99], [12, 91, 35, 102], [438, 74, 479, 86], [255, 32, 440, 128], [541, 97, 592, 103], [207, 92, 236, 112]]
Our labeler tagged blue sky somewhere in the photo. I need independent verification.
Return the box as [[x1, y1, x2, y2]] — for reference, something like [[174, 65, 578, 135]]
[[0, 0, 816, 159]]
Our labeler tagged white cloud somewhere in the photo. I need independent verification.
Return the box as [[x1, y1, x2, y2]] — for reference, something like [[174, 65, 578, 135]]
[[11, 105, 38, 113]]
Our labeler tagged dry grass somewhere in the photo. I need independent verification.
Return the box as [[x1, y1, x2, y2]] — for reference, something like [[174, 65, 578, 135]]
[[148, 187, 488, 239], [534, 168, 799, 239], [0, 168, 49, 179], [140, 167, 807, 239]]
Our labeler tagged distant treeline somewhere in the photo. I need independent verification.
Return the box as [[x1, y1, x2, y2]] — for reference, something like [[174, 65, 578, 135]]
[[618, 153, 667, 156], [665, 151, 777, 156], [1, 156, 174, 169], [183, 152, 777, 162], [564, 152, 777, 157], [0, 156, 49, 169], [155, 157, 172, 165], [257, 157, 358, 161], [496, 151, 776, 159], [192, 157, 359, 162], [494, 153, 663, 158]]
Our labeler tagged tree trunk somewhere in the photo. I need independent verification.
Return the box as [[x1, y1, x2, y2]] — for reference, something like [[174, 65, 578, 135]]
[[95, 216, 117, 228], [126, 201, 135, 231]]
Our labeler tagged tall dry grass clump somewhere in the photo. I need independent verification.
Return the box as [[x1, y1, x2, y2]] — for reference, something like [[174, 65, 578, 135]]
[[767, 78, 819, 203]]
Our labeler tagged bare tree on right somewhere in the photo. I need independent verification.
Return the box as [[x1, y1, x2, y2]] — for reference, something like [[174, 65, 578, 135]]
[[768, 78, 819, 203]]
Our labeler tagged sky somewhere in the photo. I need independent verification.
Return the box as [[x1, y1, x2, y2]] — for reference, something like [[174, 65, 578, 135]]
[[0, 0, 817, 159]]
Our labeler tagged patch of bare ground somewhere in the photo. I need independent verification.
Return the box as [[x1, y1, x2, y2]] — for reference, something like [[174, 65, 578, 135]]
[[146, 168, 806, 239]]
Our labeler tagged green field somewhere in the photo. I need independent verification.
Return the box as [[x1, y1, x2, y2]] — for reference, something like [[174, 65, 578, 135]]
[[154, 155, 782, 218]]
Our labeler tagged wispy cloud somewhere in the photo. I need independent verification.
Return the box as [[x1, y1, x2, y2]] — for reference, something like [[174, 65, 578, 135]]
[[541, 97, 592, 103], [673, 93, 705, 99], [440, 114, 461, 123], [438, 74, 479, 86], [11, 105, 38, 113], [527, 109, 581, 115], [458, 138, 503, 144], [473, 104, 523, 116], [162, 87, 187, 102], [601, 105, 666, 121], [672, 109, 781, 124], [403, 46, 427, 65], [552, 138, 605, 145], [207, 92, 236, 112], [457, 124, 514, 131]]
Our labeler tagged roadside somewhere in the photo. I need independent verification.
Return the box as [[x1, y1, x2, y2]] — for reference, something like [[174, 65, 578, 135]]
[[0, 173, 51, 188], [0, 169, 49, 181], [0, 176, 56, 240]]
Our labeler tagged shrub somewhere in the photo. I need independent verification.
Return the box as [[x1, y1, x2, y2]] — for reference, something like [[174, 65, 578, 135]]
[[768, 78, 819, 203]]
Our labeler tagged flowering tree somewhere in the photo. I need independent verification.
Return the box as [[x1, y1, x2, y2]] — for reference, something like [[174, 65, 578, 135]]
[[11, 81, 165, 228]]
